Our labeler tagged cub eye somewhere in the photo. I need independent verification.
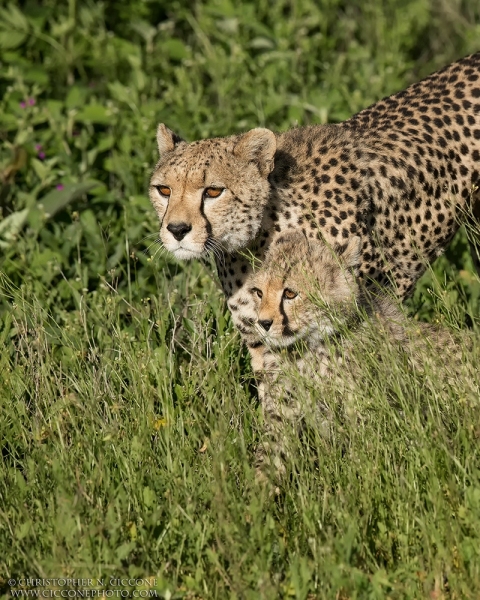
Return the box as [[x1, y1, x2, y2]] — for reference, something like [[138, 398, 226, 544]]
[[251, 287, 263, 299], [283, 288, 298, 300], [156, 185, 171, 197], [204, 187, 224, 199]]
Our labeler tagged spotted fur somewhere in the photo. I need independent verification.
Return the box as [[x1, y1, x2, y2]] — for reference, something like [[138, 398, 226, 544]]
[[149, 52, 480, 377]]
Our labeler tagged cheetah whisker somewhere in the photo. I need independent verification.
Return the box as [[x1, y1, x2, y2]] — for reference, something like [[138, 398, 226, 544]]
[[142, 238, 163, 257], [150, 244, 167, 261]]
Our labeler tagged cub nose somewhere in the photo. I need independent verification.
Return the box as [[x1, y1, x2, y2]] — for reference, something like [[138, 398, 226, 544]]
[[166, 222, 192, 241], [258, 319, 273, 331]]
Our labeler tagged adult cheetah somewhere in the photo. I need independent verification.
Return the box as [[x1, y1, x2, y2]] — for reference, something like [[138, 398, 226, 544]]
[[149, 51, 480, 372]]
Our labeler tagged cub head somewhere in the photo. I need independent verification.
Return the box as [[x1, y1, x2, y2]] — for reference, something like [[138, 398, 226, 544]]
[[247, 231, 362, 348], [149, 124, 276, 260]]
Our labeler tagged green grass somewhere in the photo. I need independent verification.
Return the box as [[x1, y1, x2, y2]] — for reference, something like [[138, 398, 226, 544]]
[[1, 0, 480, 597]]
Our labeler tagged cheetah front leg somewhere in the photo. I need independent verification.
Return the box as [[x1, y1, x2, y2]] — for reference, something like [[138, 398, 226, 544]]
[[253, 369, 305, 486], [248, 345, 301, 485], [250, 346, 334, 486]]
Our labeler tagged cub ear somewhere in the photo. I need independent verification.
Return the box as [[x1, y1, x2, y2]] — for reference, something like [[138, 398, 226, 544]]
[[335, 236, 362, 272], [156, 123, 184, 156], [234, 128, 276, 177]]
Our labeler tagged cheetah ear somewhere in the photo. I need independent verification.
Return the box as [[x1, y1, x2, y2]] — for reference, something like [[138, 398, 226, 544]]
[[156, 123, 184, 156], [335, 236, 362, 272], [233, 128, 276, 177]]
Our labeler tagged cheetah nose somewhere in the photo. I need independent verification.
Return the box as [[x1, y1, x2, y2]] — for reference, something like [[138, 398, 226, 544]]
[[258, 319, 273, 331], [167, 222, 192, 241]]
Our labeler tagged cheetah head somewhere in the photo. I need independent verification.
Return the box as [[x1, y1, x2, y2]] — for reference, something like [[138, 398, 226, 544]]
[[149, 124, 276, 260], [248, 231, 362, 348]]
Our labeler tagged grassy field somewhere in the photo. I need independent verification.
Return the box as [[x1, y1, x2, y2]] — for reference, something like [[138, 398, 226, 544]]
[[1, 0, 480, 597]]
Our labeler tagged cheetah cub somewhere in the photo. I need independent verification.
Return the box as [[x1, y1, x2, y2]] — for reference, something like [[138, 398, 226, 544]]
[[247, 229, 432, 376], [247, 230, 471, 483]]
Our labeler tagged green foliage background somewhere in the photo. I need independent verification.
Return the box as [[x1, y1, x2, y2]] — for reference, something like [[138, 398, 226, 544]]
[[1, 0, 480, 597]]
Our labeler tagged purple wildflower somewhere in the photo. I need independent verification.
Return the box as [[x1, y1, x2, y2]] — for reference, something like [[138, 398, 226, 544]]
[[56, 184, 64, 191], [28, 98, 36, 106], [20, 101, 26, 109], [38, 151, 46, 160]]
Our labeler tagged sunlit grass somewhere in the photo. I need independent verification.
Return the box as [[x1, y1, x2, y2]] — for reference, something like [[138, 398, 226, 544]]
[[1, 0, 480, 597]]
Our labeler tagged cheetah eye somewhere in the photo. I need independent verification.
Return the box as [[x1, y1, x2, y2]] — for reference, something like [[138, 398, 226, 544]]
[[155, 185, 171, 197], [283, 288, 298, 300], [204, 187, 224, 199], [251, 287, 263, 299]]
